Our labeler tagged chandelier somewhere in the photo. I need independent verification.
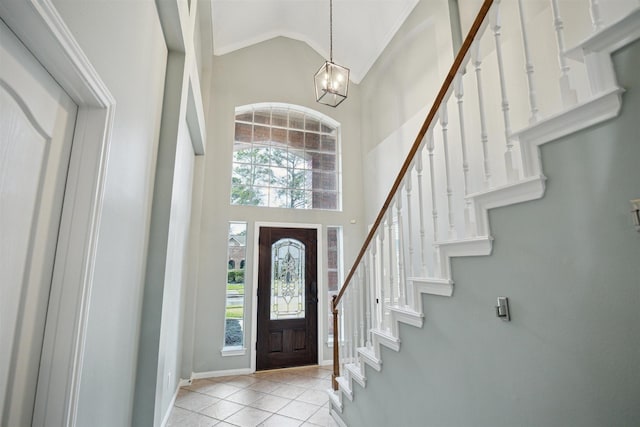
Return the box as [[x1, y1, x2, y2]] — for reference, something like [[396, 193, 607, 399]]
[[314, 0, 350, 107]]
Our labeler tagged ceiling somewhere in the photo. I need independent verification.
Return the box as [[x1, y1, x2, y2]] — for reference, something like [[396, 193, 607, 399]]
[[209, 0, 419, 84]]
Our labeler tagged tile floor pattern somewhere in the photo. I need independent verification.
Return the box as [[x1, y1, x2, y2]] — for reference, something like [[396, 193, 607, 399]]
[[168, 365, 339, 427]]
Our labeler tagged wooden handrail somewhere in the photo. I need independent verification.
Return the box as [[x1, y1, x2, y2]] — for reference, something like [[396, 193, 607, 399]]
[[333, 0, 494, 310]]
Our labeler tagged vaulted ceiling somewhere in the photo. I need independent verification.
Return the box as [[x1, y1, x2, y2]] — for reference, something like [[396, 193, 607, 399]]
[[209, 0, 419, 83]]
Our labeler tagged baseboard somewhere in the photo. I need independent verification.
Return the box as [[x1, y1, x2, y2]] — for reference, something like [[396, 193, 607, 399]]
[[330, 408, 348, 427], [159, 386, 180, 427], [191, 367, 253, 379]]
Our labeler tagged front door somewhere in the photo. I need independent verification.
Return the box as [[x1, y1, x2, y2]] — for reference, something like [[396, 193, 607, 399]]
[[256, 227, 318, 370], [0, 18, 77, 426]]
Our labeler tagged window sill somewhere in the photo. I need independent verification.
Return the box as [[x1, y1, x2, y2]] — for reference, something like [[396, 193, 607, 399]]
[[221, 347, 247, 357]]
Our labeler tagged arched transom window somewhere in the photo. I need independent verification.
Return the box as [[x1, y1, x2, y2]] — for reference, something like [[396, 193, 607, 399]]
[[231, 103, 341, 210]]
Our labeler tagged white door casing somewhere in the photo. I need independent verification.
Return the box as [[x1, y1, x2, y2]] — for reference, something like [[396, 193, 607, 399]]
[[0, 19, 77, 426], [0, 1, 115, 425]]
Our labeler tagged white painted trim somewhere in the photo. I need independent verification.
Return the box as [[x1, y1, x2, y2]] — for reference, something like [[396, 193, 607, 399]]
[[220, 347, 247, 357], [192, 368, 253, 380], [250, 222, 325, 372], [159, 386, 180, 427], [330, 408, 348, 427], [336, 376, 353, 401], [469, 177, 547, 237], [0, 1, 115, 426], [318, 359, 333, 367], [178, 379, 192, 387], [436, 237, 494, 278], [515, 88, 624, 177], [235, 102, 341, 128], [357, 347, 382, 372], [327, 390, 343, 413], [410, 277, 454, 297], [344, 363, 366, 388], [566, 7, 640, 60]]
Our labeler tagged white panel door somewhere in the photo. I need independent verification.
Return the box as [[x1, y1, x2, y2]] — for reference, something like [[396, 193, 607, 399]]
[[0, 19, 77, 426]]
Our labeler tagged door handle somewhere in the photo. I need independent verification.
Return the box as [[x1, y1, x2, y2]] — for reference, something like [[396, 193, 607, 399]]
[[309, 281, 318, 304]]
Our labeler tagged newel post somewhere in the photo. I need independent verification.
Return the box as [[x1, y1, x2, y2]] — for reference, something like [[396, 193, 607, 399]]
[[332, 295, 339, 391]]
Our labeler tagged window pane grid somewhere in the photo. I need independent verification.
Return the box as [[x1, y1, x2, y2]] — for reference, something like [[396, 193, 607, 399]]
[[232, 105, 341, 210]]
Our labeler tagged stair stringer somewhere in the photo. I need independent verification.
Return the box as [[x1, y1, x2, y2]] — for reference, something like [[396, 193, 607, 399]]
[[329, 9, 639, 419]]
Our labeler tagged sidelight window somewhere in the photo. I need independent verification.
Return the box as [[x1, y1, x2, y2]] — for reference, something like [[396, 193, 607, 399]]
[[223, 221, 247, 350]]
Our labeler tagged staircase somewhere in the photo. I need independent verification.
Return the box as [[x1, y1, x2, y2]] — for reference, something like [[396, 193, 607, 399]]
[[328, 0, 640, 424]]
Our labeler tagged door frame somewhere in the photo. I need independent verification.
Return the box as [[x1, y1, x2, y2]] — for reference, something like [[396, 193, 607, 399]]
[[0, 1, 115, 425], [250, 222, 324, 373]]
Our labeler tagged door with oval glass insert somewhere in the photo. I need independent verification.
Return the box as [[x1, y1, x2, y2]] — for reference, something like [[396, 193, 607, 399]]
[[256, 227, 318, 370]]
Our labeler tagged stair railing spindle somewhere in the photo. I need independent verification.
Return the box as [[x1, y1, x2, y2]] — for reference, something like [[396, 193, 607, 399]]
[[396, 190, 407, 306], [404, 172, 415, 278], [517, 0, 540, 124], [490, 0, 519, 183], [415, 154, 428, 276], [439, 103, 456, 240], [550, 0, 578, 107], [454, 73, 476, 237], [364, 254, 372, 348], [471, 40, 493, 189], [386, 208, 395, 308]]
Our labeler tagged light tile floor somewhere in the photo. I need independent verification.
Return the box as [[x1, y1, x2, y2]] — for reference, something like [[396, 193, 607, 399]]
[[168, 365, 339, 427]]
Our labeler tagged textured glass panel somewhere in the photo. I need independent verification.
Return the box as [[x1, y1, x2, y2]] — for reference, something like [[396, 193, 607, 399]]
[[271, 239, 305, 320], [253, 125, 270, 142], [235, 122, 252, 142], [254, 110, 271, 124], [289, 111, 304, 129], [305, 116, 320, 132], [271, 109, 288, 127], [231, 105, 341, 210]]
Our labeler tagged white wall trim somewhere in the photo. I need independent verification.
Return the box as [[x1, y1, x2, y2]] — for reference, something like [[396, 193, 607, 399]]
[[192, 368, 253, 380], [159, 386, 180, 427], [250, 222, 325, 373], [0, 1, 115, 426]]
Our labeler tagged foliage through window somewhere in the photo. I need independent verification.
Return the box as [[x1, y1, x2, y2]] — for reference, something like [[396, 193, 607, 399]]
[[231, 103, 341, 210], [224, 222, 247, 349]]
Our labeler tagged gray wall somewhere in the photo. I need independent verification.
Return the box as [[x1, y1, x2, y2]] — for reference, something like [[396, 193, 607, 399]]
[[191, 36, 365, 374], [51, 1, 168, 425], [341, 39, 640, 427]]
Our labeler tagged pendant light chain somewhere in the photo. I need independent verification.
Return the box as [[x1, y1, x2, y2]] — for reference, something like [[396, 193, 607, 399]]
[[329, 0, 333, 63]]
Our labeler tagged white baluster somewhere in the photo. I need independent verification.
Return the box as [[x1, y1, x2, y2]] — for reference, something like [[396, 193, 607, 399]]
[[364, 254, 372, 348], [405, 173, 414, 278], [396, 190, 407, 306], [439, 103, 456, 240], [416, 154, 428, 276], [471, 40, 492, 188], [491, 1, 519, 183], [517, 0, 540, 124], [454, 73, 477, 238], [358, 263, 366, 349], [371, 243, 380, 333], [550, 0, 578, 107], [426, 128, 441, 272], [386, 209, 395, 307], [377, 230, 387, 330], [590, 0, 603, 31], [350, 284, 357, 364]]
